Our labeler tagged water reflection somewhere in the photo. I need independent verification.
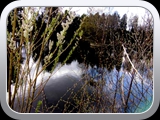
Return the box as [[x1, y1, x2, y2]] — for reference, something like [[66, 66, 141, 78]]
[[86, 63, 153, 113]]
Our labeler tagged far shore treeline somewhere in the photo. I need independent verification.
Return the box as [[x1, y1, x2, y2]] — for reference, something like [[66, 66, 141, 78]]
[[7, 7, 153, 78]]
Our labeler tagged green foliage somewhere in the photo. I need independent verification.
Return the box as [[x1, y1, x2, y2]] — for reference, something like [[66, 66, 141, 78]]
[[7, 7, 85, 112], [35, 100, 42, 113]]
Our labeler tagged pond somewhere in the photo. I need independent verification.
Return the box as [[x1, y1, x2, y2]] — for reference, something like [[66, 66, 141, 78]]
[[86, 62, 153, 113], [10, 55, 153, 113]]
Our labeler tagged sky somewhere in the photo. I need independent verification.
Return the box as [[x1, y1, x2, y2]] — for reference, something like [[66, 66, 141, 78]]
[[30, 7, 152, 26], [62, 7, 149, 18], [62, 7, 152, 26]]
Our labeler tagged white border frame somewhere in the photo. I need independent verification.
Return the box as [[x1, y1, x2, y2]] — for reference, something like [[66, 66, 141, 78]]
[[0, 0, 159, 120]]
